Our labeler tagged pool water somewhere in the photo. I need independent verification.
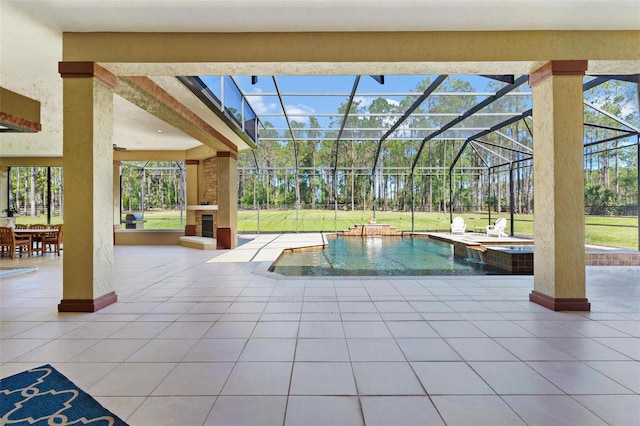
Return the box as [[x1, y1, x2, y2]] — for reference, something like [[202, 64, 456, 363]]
[[271, 236, 505, 276]]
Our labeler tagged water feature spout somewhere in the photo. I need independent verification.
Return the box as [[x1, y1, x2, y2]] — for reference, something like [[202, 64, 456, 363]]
[[465, 246, 485, 264]]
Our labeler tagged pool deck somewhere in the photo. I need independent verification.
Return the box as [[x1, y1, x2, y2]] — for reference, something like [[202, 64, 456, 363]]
[[1, 235, 639, 425], [210, 233, 327, 263]]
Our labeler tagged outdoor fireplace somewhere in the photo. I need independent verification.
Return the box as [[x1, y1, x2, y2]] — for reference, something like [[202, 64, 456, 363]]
[[202, 214, 214, 238]]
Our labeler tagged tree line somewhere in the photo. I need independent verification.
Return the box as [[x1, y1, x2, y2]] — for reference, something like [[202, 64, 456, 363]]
[[5, 80, 637, 219], [238, 77, 638, 216]]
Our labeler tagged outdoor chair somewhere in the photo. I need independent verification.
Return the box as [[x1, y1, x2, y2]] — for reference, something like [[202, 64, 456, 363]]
[[450, 216, 466, 234], [29, 223, 49, 253], [486, 217, 507, 237], [43, 224, 63, 256], [0, 226, 32, 259]]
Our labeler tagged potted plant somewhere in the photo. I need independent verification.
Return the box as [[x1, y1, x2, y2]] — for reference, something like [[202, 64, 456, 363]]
[[3, 206, 18, 217], [1, 206, 18, 228]]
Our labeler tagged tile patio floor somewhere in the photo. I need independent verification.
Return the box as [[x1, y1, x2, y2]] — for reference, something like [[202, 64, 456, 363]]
[[1, 233, 639, 425]]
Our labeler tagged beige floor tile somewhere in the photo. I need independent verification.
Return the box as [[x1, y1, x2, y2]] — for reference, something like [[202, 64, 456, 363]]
[[296, 338, 349, 362], [396, 338, 462, 361], [221, 362, 292, 395], [544, 337, 634, 360], [239, 338, 296, 361], [13, 339, 100, 363], [290, 362, 356, 395], [183, 339, 247, 362], [494, 337, 575, 361], [156, 321, 213, 338], [429, 321, 486, 337], [470, 320, 535, 337], [127, 338, 198, 362], [592, 337, 640, 359], [204, 322, 256, 338], [586, 360, 640, 393], [352, 362, 424, 395], [153, 362, 234, 395], [251, 321, 299, 338], [503, 395, 608, 426], [445, 338, 518, 361], [432, 395, 526, 425], [342, 322, 392, 338], [298, 321, 344, 338], [128, 396, 215, 426], [54, 362, 119, 390], [13, 321, 86, 339], [385, 321, 439, 338], [71, 339, 149, 363], [347, 339, 405, 361], [361, 396, 445, 426], [573, 395, 640, 426], [285, 396, 363, 426], [470, 361, 563, 394], [412, 361, 494, 394], [0, 339, 51, 362], [527, 361, 635, 394], [94, 396, 145, 422], [205, 396, 287, 426], [89, 363, 176, 396]]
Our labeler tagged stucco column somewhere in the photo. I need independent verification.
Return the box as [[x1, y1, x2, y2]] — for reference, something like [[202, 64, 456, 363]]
[[216, 152, 238, 249], [113, 161, 121, 230], [529, 60, 590, 311], [58, 62, 118, 312], [0, 166, 9, 214], [185, 159, 199, 236]]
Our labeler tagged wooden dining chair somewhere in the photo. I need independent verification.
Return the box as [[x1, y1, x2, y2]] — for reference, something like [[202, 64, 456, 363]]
[[29, 223, 48, 253], [43, 224, 63, 256], [14, 224, 28, 229], [0, 226, 32, 259]]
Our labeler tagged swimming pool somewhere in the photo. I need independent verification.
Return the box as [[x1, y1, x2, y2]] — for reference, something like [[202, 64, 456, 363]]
[[271, 236, 506, 276]]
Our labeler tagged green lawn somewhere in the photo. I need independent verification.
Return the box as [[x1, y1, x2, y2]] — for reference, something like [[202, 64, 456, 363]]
[[15, 209, 639, 249]]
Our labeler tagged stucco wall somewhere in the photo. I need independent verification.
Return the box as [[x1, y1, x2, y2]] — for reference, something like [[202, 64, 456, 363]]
[[0, 2, 63, 157]]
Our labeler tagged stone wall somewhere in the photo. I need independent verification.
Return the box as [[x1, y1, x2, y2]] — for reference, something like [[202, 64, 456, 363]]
[[202, 157, 218, 205], [342, 224, 403, 236]]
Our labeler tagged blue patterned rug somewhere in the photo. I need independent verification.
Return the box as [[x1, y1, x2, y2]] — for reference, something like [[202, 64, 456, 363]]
[[1, 364, 128, 425]]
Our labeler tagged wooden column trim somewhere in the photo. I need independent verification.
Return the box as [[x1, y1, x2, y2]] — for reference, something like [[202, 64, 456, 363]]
[[58, 291, 118, 312], [186, 160, 200, 165], [217, 228, 232, 249], [529, 290, 591, 311], [529, 60, 588, 87], [59, 61, 117, 89], [185, 224, 196, 236], [0, 112, 41, 132], [217, 151, 238, 161]]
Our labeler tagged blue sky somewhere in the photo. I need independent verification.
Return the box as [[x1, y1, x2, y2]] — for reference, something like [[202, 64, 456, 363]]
[[231, 74, 528, 130]]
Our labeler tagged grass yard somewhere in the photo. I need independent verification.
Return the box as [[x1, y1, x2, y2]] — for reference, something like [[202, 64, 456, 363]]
[[14, 209, 639, 249]]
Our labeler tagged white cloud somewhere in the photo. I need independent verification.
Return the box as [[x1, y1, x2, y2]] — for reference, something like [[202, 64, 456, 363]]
[[285, 103, 315, 124], [354, 96, 400, 110], [245, 89, 278, 115]]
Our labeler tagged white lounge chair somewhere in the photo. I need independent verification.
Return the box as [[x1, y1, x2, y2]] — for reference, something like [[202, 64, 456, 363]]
[[486, 217, 507, 237], [450, 216, 466, 234]]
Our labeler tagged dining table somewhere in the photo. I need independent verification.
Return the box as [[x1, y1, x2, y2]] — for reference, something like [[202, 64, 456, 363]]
[[13, 228, 60, 255]]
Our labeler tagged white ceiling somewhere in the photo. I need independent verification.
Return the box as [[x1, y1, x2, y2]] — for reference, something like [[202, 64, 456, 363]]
[[7, 0, 640, 32]]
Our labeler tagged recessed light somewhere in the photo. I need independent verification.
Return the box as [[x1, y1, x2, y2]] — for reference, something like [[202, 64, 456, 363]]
[[157, 129, 163, 133]]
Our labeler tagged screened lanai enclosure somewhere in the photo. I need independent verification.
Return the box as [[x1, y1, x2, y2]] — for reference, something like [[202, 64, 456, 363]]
[[5, 74, 639, 249], [226, 74, 639, 249]]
